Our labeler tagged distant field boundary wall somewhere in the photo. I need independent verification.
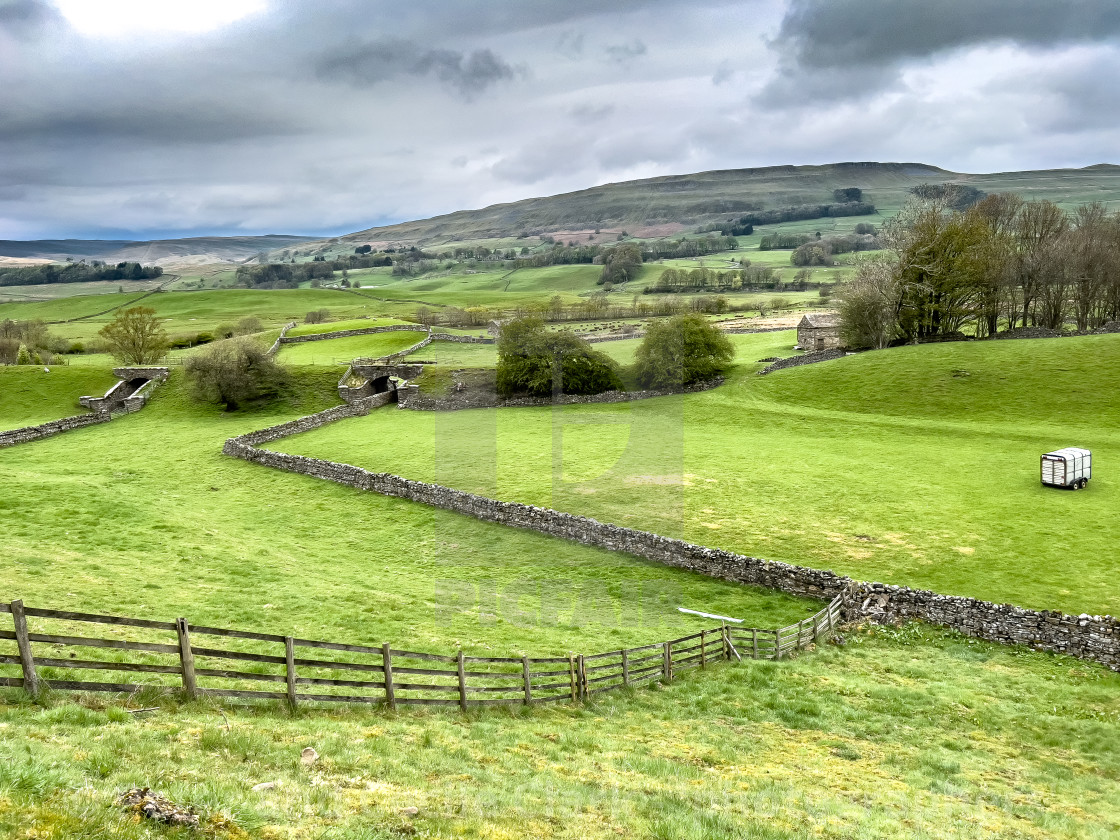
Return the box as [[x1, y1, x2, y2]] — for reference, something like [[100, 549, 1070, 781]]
[[0, 412, 110, 449], [223, 403, 1120, 673], [396, 377, 722, 411], [266, 322, 298, 356], [280, 323, 428, 345], [0, 367, 167, 449], [0, 594, 842, 708]]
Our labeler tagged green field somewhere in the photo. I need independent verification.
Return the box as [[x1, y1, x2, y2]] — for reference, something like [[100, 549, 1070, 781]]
[[278, 331, 1120, 616], [4, 277, 1120, 837], [276, 331, 427, 366], [1, 623, 1117, 839], [0, 367, 116, 431]]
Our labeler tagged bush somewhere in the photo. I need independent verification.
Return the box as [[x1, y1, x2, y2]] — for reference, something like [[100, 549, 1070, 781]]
[[184, 337, 288, 410], [235, 316, 263, 336], [496, 317, 623, 398], [633, 314, 735, 389], [304, 309, 331, 324], [214, 323, 236, 340]]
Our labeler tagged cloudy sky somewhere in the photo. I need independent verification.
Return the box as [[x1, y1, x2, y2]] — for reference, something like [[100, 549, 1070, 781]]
[[2, 0, 1119, 239]]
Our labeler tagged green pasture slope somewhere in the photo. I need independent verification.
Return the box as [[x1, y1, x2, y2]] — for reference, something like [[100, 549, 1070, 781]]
[[276, 330, 426, 365], [1, 346, 1118, 838], [0, 288, 417, 344], [281, 331, 1120, 617], [0, 367, 116, 431]]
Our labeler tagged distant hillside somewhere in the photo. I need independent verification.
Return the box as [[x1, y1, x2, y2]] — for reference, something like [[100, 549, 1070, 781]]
[[0, 235, 318, 266], [292, 161, 1120, 256], [4, 162, 1120, 266]]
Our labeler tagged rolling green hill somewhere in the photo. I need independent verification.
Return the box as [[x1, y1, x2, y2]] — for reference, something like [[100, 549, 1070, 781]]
[[292, 161, 1120, 256]]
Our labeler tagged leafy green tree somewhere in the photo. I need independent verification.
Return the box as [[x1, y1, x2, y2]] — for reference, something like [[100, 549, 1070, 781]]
[[634, 314, 734, 389], [496, 317, 622, 398], [98, 306, 170, 365], [16, 343, 32, 365], [598, 242, 642, 285], [184, 337, 287, 410]]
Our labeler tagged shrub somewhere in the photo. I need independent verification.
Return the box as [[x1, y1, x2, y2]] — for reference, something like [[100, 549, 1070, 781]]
[[214, 323, 236, 339], [633, 314, 734, 389], [496, 317, 623, 398], [234, 316, 262, 336], [304, 309, 331, 324], [184, 337, 288, 410]]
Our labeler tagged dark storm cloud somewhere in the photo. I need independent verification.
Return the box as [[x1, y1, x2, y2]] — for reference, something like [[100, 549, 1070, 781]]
[[776, 0, 1120, 69], [763, 0, 1120, 104], [316, 38, 517, 97]]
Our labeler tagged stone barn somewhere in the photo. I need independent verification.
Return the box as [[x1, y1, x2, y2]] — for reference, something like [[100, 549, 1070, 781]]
[[796, 313, 843, 351]]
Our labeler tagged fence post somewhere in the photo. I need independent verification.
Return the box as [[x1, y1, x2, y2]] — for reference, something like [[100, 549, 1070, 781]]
[[284, 637, 298, 711], [700, 630, 706, 669], [521, 656, 532, 705], [721, 623, 729, 660], [382, 644, 396, 710], [752, 628, 758, 660], [621, 649, 629, 686], [10, 600, 39, 700], [568, 654, 577, 702], [175, 617, 198, 700], [774, 629, 782, 660], [457, 650, 467, 712], [663, 642, 671, 682]]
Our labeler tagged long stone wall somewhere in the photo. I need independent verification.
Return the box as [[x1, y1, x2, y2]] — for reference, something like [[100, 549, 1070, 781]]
[[0, 412, 111, 449], [280, 324, 427, 345], [266, 322, 298, 356], [223, 403, 1119, 673], [397, 378, 723, 411]]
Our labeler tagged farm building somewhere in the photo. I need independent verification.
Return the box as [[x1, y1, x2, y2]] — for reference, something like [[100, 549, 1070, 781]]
[[796, 313, 843, 351]]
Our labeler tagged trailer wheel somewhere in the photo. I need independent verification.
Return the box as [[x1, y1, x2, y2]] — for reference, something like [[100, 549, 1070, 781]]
[[1079, 478, 1089, 490], [1069, 481, 1079, 490]]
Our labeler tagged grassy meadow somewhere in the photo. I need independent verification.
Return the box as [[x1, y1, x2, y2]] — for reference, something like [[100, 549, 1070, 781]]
[[278, 331, 1120, 616], [2, 275, 1120, 837]]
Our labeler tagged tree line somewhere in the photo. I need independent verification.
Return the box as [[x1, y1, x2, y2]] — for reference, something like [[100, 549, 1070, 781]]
[[840, 193, 1120, 348], [0, 261, 163, 287]]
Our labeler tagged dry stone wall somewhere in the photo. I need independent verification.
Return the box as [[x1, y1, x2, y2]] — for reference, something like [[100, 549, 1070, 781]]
[[0, 412, 111, 448], [280, 324, 426, 345], [397, 378, 723, 411], [223, 404, 1119, 673]]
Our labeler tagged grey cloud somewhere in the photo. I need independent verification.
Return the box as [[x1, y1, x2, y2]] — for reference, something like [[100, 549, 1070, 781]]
[[317, 38, 517, 97], [0, 0, 58, 34], [776, 0, 1120, 70], [570, 103, 615, 124], [0, 102, 301, 145], [556, 30, 585, 58], [605, 40, 648, 64], [711, 62, 734, 85], [762, 0, 1120, 106]]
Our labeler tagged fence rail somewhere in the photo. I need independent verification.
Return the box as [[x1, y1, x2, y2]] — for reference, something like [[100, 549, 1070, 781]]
[[0, 594, 843, 710]]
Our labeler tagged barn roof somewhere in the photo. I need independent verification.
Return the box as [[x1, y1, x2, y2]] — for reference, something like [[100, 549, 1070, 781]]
[[798, 313, 842, 328]]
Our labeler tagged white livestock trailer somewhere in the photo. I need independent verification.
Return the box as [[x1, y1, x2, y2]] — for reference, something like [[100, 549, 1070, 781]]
[[1041, 448, 1092, 490]]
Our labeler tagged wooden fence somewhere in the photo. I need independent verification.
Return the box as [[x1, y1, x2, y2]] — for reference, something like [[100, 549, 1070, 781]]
[[0, 594, 843, 710]]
